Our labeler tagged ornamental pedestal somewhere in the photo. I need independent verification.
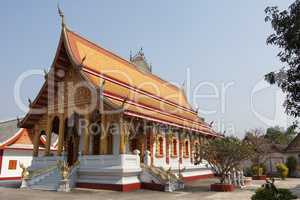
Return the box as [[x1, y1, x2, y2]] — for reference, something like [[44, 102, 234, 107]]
[[20, 178, 30, 189]]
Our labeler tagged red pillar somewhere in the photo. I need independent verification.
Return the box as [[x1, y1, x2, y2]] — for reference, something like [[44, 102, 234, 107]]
[[190, 139, 193, 163], [179, 139, 182, 164], [147, 131, 154, 165], [150, 133, 154, 165], [0, 150, 3, 175]]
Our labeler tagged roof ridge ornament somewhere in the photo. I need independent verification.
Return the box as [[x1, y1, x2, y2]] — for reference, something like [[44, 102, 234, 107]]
[[130, 50, 133, 61], [28, 98, 32, 108], [195, 105, 199, 114], [139, 47, 144, 57], [43, 69, 48, 80], [181, 80, 186, 93], [78, 55, 87, 69], [17, 117, 21, 128], [57, 4, 66, 27]]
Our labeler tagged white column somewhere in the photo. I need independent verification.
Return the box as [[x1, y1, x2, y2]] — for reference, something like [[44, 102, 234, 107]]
[[113, 133, 120, 155]]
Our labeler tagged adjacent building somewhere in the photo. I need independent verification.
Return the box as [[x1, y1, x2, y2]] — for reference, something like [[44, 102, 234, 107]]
[[0, 119, 56, 186]]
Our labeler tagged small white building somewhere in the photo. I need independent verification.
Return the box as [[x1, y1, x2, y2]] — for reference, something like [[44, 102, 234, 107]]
[[0, 119, 56, 186]]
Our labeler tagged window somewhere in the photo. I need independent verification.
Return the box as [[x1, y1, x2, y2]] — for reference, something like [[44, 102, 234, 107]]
[[8, 160, 17, 170], [172, 139, 177, 157], [51, 116, 60, 135], [156, 136, 164, 157], [185, 141, 189, 157]]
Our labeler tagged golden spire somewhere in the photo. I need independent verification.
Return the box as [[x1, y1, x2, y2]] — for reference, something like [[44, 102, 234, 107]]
[[57, 4, 65, 27]]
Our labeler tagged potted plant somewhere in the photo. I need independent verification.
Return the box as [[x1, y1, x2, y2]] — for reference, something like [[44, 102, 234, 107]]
[[199, 136, 253, 192], [252, 164, 267, 180]]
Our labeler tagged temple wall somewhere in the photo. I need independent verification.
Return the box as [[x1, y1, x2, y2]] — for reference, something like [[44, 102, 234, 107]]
[[0, 149, 32, 178], [151, 130, 196, 169]]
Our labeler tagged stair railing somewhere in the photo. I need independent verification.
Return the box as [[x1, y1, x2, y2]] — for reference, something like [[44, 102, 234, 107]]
[[57, 160, 80, 192], [20, 163, 58, 189]]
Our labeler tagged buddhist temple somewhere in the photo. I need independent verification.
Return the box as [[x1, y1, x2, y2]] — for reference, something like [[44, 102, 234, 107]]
[[18, 10, 220, 192]]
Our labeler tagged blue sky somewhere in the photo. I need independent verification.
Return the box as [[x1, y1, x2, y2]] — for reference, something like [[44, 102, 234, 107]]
[[0, 0, 295, 137]]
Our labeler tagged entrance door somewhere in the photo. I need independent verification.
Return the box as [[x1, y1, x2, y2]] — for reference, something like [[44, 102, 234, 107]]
[[130, 135, 145, 163], [64, 116, 80, 167], [67, 137, 75, 166]]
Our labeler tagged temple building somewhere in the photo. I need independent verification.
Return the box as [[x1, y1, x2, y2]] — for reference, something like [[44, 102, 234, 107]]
[[18, 13, 220, 192]]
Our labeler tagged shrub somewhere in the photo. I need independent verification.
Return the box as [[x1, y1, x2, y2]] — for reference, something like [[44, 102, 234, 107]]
[[252, 164, 266, 176], [286, 156, 297, 177], [252, 188, 297, 200], [276, 163, 289, 180], [244, 167, 253, 177]]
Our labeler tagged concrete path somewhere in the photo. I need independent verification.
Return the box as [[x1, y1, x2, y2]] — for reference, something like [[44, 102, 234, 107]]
[[0, 178, 299, 200]]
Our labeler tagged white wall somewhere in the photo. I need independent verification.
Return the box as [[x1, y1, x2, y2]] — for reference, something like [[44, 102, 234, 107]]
[[0, 149, 33, 178], [152, 131, 194, 170], [153, 131, 166, 168]]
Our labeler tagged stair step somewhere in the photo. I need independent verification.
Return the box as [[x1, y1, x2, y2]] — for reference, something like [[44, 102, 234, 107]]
[[29, 168, 61, 191], [31, 185, 58, 191]]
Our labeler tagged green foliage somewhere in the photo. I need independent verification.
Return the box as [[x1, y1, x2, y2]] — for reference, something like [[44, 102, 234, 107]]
[[265, 125, 297, 145], [200, 136, 253, 184], [252, 164, 267, 176], [264, 2, 300, 118], [286, 156, 298, 176], [276, 163, 289, 180], [244, 167, 253, 177], [252, 188, 297, 200]]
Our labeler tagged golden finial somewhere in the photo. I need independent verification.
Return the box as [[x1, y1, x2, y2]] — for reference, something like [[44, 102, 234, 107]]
[[57, 4, 65, 27]]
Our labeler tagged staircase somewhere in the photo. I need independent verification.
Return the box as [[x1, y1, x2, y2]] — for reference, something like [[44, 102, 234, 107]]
[[30, 168, 61, 191], [140, 164, 184, 192], [21, 160, 79, 192]]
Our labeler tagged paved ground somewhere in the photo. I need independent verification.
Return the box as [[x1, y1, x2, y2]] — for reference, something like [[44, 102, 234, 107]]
[[0, 178, 299, 200]]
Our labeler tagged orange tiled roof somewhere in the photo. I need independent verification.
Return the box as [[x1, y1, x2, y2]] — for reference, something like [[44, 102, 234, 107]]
[[64, 29, 217, 136]]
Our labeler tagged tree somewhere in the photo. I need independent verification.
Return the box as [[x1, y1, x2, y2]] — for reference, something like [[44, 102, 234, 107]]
[[286, 156, 298, 176], [265, 126, 287, 144], [265, 125, 297, 145], [200, 136, 253, 184], [244, 129, 271, 167], [264, 1, 300, 118]]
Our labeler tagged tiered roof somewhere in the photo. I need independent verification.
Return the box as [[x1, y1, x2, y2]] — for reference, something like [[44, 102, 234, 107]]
[[65, 29, 217, 136], [20, 23, 219, 137], [285, 134, 300, 153], [0, 119, 55, 150]]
